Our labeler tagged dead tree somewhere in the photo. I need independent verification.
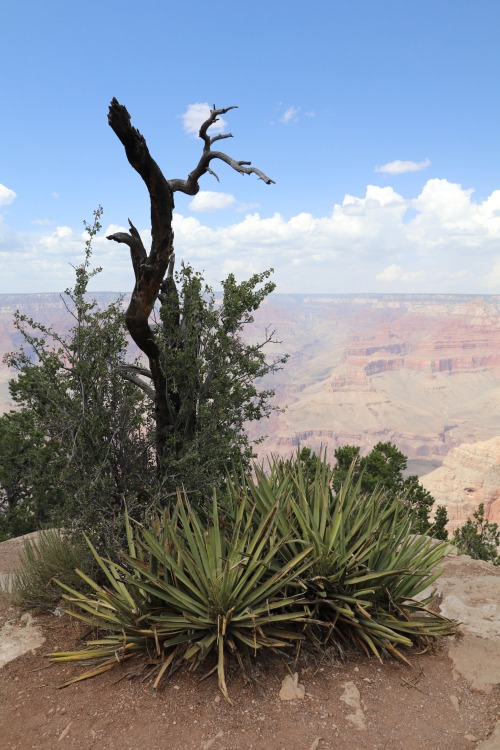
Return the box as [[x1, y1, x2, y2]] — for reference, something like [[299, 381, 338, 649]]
[[106, 99, 274, 470]]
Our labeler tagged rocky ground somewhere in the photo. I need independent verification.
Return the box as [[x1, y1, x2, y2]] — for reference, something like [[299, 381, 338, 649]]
[[0, 535, 499, 750]]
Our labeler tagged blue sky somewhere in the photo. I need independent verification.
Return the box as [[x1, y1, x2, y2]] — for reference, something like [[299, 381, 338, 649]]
[[2, 0, 500, 294]]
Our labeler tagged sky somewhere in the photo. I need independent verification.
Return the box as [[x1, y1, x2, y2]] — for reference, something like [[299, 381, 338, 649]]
[[2, 0, 500, 296]]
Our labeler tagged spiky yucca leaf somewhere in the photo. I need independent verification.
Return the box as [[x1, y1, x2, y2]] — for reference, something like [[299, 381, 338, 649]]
[[237, 451, 456, 661], [49, 491, 314, 701]]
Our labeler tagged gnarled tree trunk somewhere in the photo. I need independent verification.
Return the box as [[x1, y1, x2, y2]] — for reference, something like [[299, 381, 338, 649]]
[[106, 99, 273, 470]]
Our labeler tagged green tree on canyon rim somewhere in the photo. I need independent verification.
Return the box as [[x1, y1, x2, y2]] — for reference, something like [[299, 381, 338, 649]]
[[104, 99, 284, 503], [279, 444, 450, 539], [0, 213, 150, 545], [331, 442, 442, 535], [0, 101, 283, 542]]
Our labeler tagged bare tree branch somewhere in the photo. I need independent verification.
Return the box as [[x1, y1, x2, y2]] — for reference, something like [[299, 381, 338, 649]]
[[199, 105, 238, 146], [107, 98, 174, 363], [106, 98, 273, 466], [116, 363, 153, 380], [116, 368, 155, 399], [107, 219, 147, 275], [168, 105, 275, 195], [210, 133, 233, 145]]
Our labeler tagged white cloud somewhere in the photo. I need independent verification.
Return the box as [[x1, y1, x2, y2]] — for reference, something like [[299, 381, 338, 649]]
[[0, 184, 16, 205], [342, 185, 405, 212], [375, 158, 431, 175], [180, 103, 227, 137], [221, 258, 260, 277], [485, 260, 500, 288], [280, 106, 300, 124], [31, 218, 55, 226], [375, 264, 424, 282], [189, 191, 237, 212], [2, 178, 500, 294], [38, 226, 73, 250]]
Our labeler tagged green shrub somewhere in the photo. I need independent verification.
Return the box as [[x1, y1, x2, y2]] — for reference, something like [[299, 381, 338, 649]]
[[48, 454, 456, 700], [242, 452, 455, 662], [331, 442, 436, 533], [432, 505, 449, 541], [453, 504, 500, 565], [49, 494, 313, 701], [9, 529, 97, 611]]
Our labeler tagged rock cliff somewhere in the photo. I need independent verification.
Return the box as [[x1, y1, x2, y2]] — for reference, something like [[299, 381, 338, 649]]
[[420, 437, 500, 529]]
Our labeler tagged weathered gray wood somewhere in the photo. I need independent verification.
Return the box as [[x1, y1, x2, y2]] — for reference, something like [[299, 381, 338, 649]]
[[106, 98, 273, 466]]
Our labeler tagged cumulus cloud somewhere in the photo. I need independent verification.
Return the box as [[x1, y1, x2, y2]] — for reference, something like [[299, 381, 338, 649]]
[[375, 264, 424, 282], [180, 103, 227, 137], [280, 106, 300, 124], [38, 226, 73, 250], [375, 158, 431, 175], [2, 179, 500, 294], [0, 184, 16, 205], [172, 179, 500, 292], [189, 191, 237, 212]]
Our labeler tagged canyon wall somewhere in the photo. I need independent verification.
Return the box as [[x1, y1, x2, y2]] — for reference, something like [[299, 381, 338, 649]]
[[421, 437, 500, 529], [1, 292, 499, 473], [245, 293, 500, 467]]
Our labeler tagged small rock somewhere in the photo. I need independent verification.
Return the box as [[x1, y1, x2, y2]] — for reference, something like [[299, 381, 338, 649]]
[[465, 734, 478, 743], [58, 721, 72, 741], [449, 695, 460, 712], [202, 730, 224, 749], [309, 739, 322, 750], [340, 681, 366, 731], [449, 635, 500, 693], [279, 672, 305, 701]]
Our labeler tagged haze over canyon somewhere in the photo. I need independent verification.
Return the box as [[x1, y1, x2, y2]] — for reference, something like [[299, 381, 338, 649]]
[[1, 292, 499, 522]]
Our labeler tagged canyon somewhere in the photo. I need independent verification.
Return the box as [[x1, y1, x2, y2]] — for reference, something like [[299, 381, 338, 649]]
[[1, 292, 499, 521], [245, 293, 500, 470]]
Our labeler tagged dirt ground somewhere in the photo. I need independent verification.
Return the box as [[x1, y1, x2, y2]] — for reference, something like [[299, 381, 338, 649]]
[[0, 538, 499, 750]]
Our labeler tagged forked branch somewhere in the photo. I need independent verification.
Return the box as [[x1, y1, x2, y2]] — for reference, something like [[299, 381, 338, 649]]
[[105, 98, 273, 359], [105, 98, 273, 464], [168, 105, 275, 195]]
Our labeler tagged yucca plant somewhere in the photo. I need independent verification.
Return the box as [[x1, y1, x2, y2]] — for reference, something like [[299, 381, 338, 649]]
[[48, 491, 314, 701], [238, 451, 456, 662]]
